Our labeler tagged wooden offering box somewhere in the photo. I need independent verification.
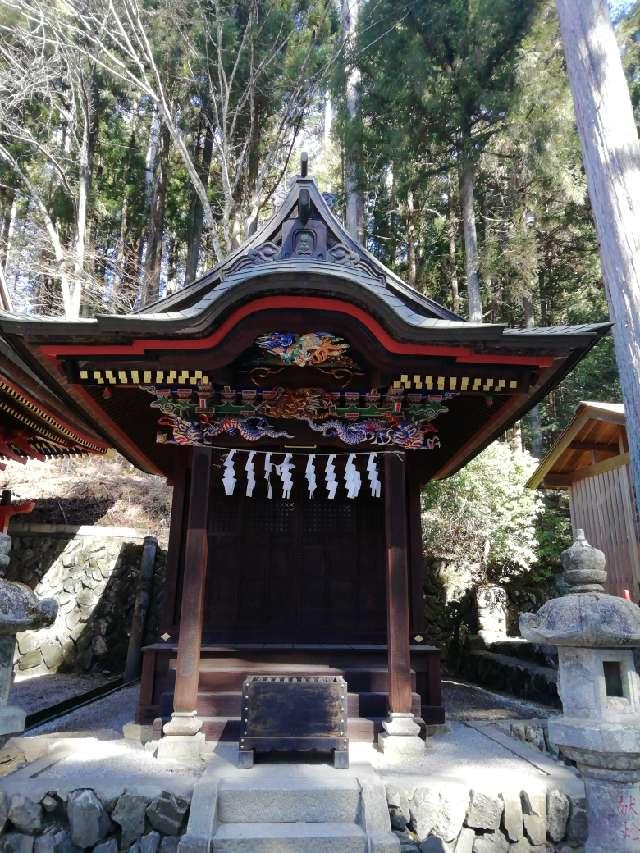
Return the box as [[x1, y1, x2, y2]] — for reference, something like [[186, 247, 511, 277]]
[[239, 675, 349, 768]]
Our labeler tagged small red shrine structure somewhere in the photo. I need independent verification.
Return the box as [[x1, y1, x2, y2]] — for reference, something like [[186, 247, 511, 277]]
[[0, 168, 608, 746]]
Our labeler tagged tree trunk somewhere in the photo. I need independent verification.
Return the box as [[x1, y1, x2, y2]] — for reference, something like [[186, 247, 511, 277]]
[[523, 293, 543, 457], [459, 156, 483, 322], [185, 103, 215, 284], [142, 123, 170, 306], [448, 179, 460, 314], [144, 106, 161, 210], [556, 0, 640, 514], [75, 69, 98, 317], [341, 0, 364, 242], [406, 190, 417, 287], [0, 187, 16, 269]]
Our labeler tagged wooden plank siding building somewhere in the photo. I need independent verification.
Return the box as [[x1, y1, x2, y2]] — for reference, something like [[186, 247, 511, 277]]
[[528, 402, 640, 600], [0, 168, 610, 747]]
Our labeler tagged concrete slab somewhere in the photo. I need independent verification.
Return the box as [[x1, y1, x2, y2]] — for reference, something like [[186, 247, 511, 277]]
[[379, 720, 584, 799]]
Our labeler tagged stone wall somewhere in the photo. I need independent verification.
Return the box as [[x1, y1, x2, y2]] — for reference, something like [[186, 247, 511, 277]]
[[0, 788, 189, 852], [4, 524, 167, 677], [387, 781, 587, 852]]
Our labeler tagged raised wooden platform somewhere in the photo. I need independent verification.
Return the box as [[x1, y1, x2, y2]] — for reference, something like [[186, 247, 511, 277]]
[[137, 642, 444, 743]]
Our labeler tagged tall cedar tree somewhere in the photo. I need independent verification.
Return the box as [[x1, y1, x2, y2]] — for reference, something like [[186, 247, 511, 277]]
[[357, 0, 536, 320]]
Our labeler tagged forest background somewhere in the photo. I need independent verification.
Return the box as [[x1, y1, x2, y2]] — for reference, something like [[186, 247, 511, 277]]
[[0, 0, 638, 591]]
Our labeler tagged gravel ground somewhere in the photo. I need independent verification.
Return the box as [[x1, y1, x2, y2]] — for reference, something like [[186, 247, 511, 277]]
[[16, 676, 556, 740], [10, 672, 115, 717], [25, 683, 138, 736], [442, 678, 557, 721]]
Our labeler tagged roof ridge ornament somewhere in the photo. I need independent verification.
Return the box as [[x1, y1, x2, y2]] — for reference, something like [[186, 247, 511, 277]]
[[300, 151, 309, 177]]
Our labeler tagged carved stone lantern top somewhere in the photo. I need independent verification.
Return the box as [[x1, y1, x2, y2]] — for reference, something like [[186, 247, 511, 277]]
[[520, 530, 640, 648], [560, 528, 607, 592]]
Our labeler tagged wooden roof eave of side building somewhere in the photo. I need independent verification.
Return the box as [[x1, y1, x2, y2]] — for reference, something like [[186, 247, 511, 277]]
[[0, 334, 109, 463], [527, 400, 627, 490]]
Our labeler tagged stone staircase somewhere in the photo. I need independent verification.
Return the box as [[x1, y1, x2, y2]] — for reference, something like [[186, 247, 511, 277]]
[[179, 756, 398, 853], [213, 773, 366, 852]]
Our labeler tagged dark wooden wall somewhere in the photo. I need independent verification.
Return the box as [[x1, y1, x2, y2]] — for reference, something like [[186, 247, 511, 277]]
[[201, 488, 386, 643]]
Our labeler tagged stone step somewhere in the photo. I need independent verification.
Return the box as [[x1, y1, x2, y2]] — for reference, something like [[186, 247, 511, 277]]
[[199, 716, 384, 742], [212, 822, 367, 852], [460, 650, 559, 707], [217, 775, 360, 823]]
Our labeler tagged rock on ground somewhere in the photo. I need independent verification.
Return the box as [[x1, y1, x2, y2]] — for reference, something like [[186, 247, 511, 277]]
[[67, 789, 111, 848], [8, 797, 43, 834], [546, 789, 570, 843], [145, 792, 188, 836], [501, 795, 523, 842], [111, 793, 150, 851], [466, 791, 503, 832], [472, 832, 508, 853]]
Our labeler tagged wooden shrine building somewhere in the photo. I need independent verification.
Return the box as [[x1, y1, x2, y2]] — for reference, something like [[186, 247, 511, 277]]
[[528, 402, 640, 601], [0, 334, 108, 468], [0, 167, 609, 746]]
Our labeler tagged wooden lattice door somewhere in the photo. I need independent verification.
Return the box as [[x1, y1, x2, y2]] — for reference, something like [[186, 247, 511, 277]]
[[203, 493, 386, 643]]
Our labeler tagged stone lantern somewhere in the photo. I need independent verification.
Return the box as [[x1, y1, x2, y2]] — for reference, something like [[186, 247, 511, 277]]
[[0, 533, 57, 743], [520, 530, 640, 853]]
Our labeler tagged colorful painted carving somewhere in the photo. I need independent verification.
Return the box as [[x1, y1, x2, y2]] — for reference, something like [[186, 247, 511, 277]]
[[148, 384, 447, 449], [306, 418, 440, 450], [255, 332, 350, 367], [157, 414, 292, 446], [259, 387, 336, 420]]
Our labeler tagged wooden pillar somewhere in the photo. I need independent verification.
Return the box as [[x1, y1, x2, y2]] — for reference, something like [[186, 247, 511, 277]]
[[165, 445, 212, 735], [407, 471, 426, 639], [384, 452, 413, 715], [160, 469, 188, 636]]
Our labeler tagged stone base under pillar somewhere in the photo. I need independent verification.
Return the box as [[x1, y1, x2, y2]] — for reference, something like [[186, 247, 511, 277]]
[[162, 710, 202, 737], [0, 705, 25, 739], [155, 732, 206, 763], [377, 712, 425, 756]]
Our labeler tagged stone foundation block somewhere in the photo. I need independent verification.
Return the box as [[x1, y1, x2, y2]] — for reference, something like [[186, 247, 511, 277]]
[[410, 787, 466, 842], [501, 795, 523, 842], [453, 827, 474, 853], [0, 832, 34, 853], [546, 788, 569, 842], [8, 796, 43, 835], [471, 831, 508, 852], [146, 792, 189, 835], [67, 789, 111, 848], [466, 791, 503, 831], [129, 832, 161, 853], [94, 840, 118, 853], [155, 734, 205, 764], [33, 830, 73, 853], [419, 836, 451, 852], [522, 814, 545, 846], [112, 793, 150, 850]]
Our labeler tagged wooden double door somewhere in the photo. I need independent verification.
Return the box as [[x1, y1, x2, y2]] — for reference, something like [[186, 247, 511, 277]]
[[203, 493, 386, 643]]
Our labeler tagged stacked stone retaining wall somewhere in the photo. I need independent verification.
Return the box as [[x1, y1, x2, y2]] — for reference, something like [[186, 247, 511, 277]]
[[387, 781, 587, 852], [4, 525, 167, 677], [0, 788, 190, 852]]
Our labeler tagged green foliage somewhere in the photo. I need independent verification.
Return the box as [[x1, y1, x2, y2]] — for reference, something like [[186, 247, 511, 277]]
[[421, 440, 545, 579]]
